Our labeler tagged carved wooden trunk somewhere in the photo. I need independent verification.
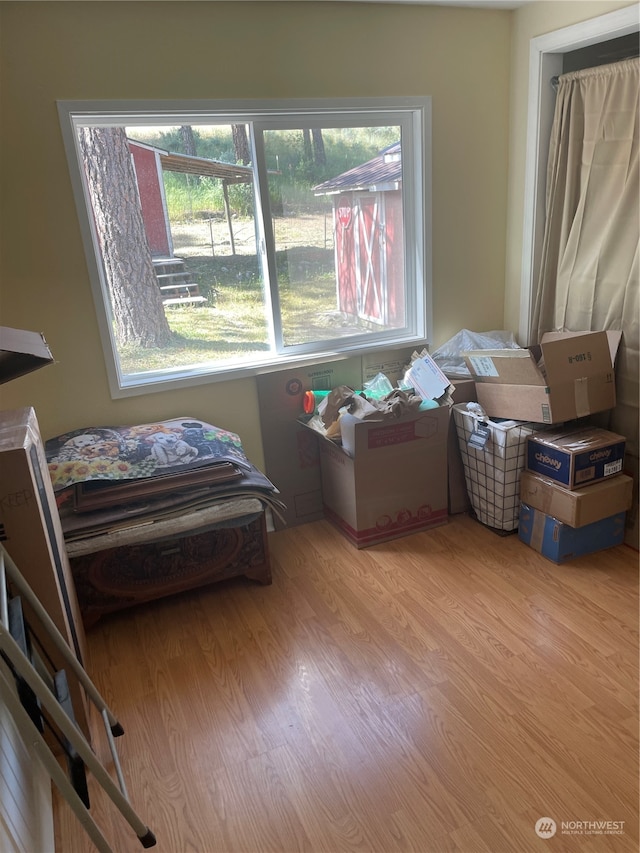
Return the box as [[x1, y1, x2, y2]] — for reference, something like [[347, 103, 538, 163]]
[[69, 512, 271, 628]]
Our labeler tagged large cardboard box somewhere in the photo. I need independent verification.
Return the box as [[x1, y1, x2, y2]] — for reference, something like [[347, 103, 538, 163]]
[[0, 408, 89, 737], [520, 470, 633, 528], [256, 348, 417, 529], [257, 360, 356, 529], [526, 427, 625, 490], [317, 405, 450, 548], [464, 331, 620, 424], [519, 503, 626, 563]]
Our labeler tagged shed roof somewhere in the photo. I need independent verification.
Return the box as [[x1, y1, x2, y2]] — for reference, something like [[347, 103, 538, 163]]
[[128, 138, 253, 184], [313, 142, 402, 196], [159, 151, 253, 185]]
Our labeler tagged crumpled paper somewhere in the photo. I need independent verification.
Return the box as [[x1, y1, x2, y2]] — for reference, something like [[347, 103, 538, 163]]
[[318, 384, 422, 428]]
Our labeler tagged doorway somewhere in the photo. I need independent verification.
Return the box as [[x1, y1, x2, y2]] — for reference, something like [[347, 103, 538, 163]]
[[519, 5, 639, 344]]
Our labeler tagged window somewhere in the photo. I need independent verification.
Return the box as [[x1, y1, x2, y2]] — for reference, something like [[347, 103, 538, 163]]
[[59, 98, 431, 396]]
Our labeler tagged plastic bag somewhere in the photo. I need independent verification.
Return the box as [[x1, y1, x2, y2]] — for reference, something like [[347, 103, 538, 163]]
[[363, 371, 394, 399], [431, 329, 520, 377]]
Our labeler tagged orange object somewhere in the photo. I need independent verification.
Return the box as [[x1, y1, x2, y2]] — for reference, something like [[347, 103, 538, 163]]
[[303, 390, 331, 414]]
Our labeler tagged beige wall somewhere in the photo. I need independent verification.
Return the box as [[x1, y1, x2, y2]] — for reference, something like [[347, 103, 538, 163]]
[[504, 0, 638, 338], [1, 0, 635, 465], [0, 1, 511, 465]]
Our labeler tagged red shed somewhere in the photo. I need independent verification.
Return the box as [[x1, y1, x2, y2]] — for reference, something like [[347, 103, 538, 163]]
[[128, 140, 173, 257], [128, 138, 254, 258], [314, 143, 404, 327]]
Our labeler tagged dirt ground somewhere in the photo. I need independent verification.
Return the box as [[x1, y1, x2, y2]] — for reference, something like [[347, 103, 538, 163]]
[[170, 212, 335, 259]]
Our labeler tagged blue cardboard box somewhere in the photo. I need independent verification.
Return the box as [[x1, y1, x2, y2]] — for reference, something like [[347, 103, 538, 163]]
[[526, 427, 625, 490], [518, 502, 626, 563]]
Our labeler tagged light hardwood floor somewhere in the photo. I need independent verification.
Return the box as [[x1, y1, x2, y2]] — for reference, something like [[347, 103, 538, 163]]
[[53, 514, 639, 852]]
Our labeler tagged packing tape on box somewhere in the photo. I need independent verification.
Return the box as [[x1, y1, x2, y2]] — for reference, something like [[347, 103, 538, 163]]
[[540, 490, 553, 514], [574, 377, 591, 419], [530, 509, 546, 552], [526, 478, 553, 514]]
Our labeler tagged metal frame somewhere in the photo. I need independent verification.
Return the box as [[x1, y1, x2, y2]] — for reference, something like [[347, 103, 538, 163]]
[[0, 543, 156, 852]]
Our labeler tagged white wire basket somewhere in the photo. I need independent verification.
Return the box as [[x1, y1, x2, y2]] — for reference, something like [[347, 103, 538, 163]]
[[453, 402, 541, 532]]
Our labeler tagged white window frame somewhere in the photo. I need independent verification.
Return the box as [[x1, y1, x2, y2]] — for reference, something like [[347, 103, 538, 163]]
[[58, 97, 432, 398]]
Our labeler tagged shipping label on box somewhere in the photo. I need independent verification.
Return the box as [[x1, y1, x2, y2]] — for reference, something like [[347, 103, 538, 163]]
[[526, 427, 625, 489], [519, 503, 626, 563], [520, 470, 633, 527]]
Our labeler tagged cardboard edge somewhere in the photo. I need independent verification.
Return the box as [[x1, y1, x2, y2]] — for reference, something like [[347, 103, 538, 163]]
[[540, 329, 622, 366]]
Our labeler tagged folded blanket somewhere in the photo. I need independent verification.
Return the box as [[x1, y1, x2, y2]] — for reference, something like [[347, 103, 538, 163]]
[[46, 417, 286, 538]]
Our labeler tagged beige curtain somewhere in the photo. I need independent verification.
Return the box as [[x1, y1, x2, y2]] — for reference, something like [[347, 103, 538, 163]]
[[532, 57, 639, 544]]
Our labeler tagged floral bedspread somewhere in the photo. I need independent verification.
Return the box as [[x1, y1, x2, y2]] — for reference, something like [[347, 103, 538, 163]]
[[46, 417, 250, 491]]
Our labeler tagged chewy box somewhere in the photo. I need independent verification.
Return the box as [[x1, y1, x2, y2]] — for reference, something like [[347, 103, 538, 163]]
[[518, 503, 626, 563], [318, 406, 450, 548], [526, 427, 625, 490]]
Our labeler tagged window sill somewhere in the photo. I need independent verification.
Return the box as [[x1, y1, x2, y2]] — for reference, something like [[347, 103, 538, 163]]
[[111, 337, 429, 398]]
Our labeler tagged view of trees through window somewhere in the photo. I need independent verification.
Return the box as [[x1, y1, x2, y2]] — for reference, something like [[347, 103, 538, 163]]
[[63, 100, 430, 390], [82, 123, 404, 368]]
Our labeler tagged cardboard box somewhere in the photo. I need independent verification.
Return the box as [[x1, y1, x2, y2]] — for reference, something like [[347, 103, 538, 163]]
[[0, 408, 89, 737], [317, 405, 450, 548], [526, 427, 625, 490], [520, 470, 633, 528], [0, 326, 54, 384], [257, 358, 361, 528], [464, 330, 620, 424], [518, 503, 626, 563], [447, 379, 476, 514], [256, 347, 417, 529]]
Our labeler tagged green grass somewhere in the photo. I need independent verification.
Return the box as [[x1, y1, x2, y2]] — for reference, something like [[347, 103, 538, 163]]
[[119, 289, 269, 374], [117, 248, 369, 374]]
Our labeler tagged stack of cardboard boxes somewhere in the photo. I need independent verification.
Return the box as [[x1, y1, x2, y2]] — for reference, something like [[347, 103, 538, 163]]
[[519, 428, 633, 562], [463, 329, 633, 562], [258, 330, 634, 558]]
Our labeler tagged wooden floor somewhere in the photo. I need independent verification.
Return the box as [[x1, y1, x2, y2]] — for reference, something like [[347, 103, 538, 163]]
[[53, 514, 639, 853]]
